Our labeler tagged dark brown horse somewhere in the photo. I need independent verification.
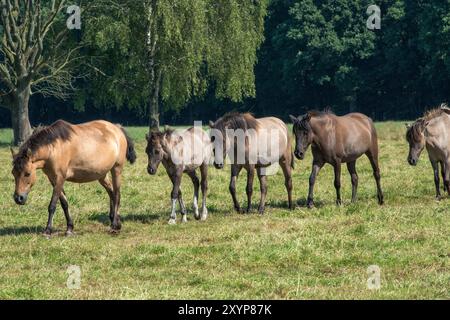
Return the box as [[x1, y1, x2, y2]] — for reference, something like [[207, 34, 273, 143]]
[[11, 120, 136, 236], [209, 113, 294, 214], [290, 111, 384, 208]]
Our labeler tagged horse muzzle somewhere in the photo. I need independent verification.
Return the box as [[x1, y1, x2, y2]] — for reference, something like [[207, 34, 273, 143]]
[[214, 163, 224, 170], [14, 193, 28, 205], [294, 151, 305, 160], [408, 157, 418, 166], [147, 166, 157, 175]]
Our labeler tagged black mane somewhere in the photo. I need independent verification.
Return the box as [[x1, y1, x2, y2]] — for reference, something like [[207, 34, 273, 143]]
[[214, 112, 259, 131], [13, 120, 73, 171]]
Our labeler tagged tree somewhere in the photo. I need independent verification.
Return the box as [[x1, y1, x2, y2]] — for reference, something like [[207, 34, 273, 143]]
[[255, 0, 449, 120], [0, 0, 83, 145], [83, 0, 268, 130]]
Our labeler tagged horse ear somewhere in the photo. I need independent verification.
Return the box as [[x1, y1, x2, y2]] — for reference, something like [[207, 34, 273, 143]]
[[304, 113, 312, 121], [26, 148, 32, 158], [289, 115, 299, 124], [145, 133, 150, 141], [164, 125, 170, 132], [209, 121, 215, 128], [440, 105, 450, 115], [405, 123, 411, 129]]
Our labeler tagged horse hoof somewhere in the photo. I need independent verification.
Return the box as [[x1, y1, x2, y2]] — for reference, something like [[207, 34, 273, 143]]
[[43, 232, 52, 239], [65, 230, 74, 237], [109, 229, 120, 235], [194, 212, 201, 221], [307, 202, 314, 209], [168, 219, 176, 225], [200, 214, 208, 221], [181, 216, 188, 223]]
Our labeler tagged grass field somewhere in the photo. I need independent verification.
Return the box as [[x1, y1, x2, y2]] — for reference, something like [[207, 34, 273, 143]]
[[0, 122, 448, 299]]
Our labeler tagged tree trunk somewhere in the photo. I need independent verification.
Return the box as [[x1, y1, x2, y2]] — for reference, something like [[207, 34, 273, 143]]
[[149, 69, 162, 131], [11, 85, 32, 146]]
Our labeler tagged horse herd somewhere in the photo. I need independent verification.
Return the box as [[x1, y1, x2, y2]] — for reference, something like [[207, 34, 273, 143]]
[[8, 104, 449, 236]]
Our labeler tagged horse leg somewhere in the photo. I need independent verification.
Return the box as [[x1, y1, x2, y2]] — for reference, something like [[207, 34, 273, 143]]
[[443, 160, 450, 194], [200, 164, 209, 220], [280, 159, 293, 210], [110, 166, 123, 232], [99, 177, 115, 223], [440, 161, 448, 194], [44, 177, 65, 236], [245, 166, 255, 213], [366, 151, 384, 205], [169, 170, 183, 224], [307, 161, 324, 209], [333, 161, 342, 206], [60, 190, 74, 236], [229, 165, 243, 213], [257, 167, 268, 214], [346, 161, 358, 203], [431, 160, 441, 200], [187, 170, 200, 221], [178, 189, 187, 223]]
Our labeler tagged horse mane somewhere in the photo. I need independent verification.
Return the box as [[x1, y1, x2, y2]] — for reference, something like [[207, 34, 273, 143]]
[[422, 103, 449, 121], [13, 120, 73, 171], [406, 119, 425, 143], [406, 104, 449, 142], [307, 108, 335, 118], [215, 112, 259, 131], [294, 109, 334, 131]]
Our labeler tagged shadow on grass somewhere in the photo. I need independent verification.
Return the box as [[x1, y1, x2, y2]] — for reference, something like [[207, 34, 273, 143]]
[[0, 225, 44, 236], [89, 212, 161, 225], [268, 198, 325, 209]]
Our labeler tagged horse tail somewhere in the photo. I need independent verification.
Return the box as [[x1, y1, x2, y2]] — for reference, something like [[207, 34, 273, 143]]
[[118, 126, 137, 164]]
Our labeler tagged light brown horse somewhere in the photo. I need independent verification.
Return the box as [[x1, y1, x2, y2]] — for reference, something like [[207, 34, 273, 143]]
[[406, 104, 450, 199], [290, 111, 384, 208], [209, 113, 294, 214], [145, 127, 212, 224], [11, 120, 136, 236]]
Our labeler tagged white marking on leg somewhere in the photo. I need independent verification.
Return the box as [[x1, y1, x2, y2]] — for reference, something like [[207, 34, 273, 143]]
[[193, 196, 200, 219], [168, 198, 177, 225]]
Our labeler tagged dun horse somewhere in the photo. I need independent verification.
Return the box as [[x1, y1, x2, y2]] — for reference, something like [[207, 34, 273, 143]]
[[11, 120, 136, 235], [146, 127, 212, 224], [209, 113, 294, 214], [290, 111, 384, 208], [406, 104, 450, 199]]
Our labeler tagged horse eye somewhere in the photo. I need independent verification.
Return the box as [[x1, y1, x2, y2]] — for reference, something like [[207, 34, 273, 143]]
[[24, 172, 31, 177], [211, 136, 216, 142], [154, 150, 160, 155]]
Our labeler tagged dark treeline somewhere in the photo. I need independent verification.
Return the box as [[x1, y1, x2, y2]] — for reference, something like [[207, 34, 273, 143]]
[[1, 0, 449, 128]]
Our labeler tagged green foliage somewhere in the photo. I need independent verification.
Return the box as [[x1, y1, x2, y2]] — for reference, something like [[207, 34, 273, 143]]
[[80, 0, 268, 113], [256, 0, 450, 119]]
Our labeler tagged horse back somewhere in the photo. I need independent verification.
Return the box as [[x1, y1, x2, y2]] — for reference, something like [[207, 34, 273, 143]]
[[58, 120, 129, 182], [314, 113, 377, 162]]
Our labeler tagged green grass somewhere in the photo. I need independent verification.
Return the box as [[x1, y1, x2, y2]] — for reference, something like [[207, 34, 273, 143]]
[[0, 122, 448, 299]]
